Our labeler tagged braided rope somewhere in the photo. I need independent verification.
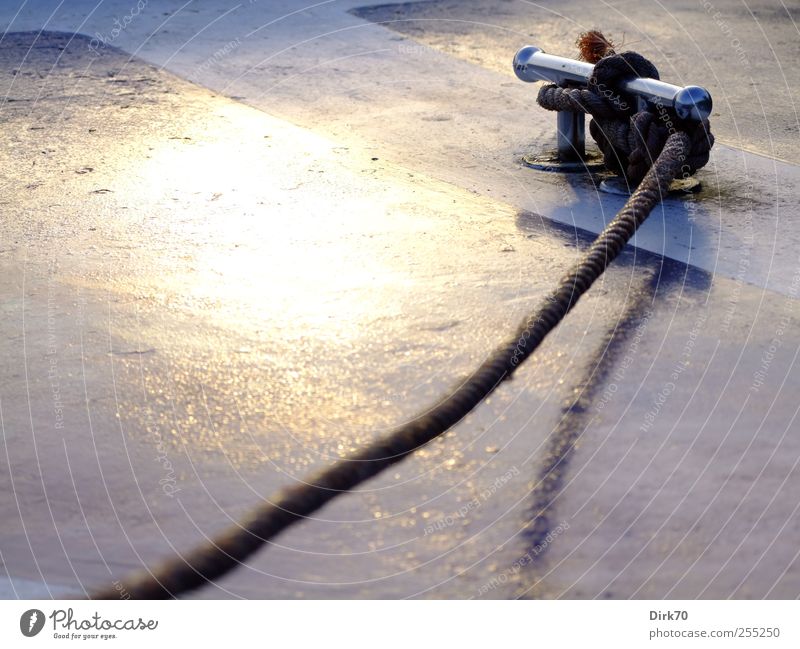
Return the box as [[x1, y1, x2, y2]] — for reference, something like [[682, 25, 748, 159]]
[[537, 52, 713, 185], [92, 132, 691, 599]]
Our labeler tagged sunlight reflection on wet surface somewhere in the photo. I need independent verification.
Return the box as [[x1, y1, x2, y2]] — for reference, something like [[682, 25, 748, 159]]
[[59, 96, 569, 472], [130, 104, 442, 345]]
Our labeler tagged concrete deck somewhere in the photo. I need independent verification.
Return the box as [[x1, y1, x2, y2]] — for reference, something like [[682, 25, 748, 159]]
[[0, 1, 798, 599]]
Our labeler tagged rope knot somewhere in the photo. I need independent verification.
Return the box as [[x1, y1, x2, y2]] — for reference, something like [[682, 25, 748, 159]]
[[536, 32, 714, 186]]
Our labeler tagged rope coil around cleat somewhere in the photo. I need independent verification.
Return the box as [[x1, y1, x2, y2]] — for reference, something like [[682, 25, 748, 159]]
[[537, 36, 714, 186], [92, 38, 711, 599]]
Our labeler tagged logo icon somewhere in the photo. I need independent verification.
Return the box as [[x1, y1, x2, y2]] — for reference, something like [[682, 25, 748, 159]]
[[20, 609, 45, 637]]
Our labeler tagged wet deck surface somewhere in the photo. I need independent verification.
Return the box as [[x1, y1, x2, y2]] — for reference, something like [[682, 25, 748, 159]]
[[0, 2, 798, 599]]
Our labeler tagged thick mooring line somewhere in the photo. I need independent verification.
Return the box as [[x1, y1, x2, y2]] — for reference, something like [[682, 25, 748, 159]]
[[92, 132, 691, 599]]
